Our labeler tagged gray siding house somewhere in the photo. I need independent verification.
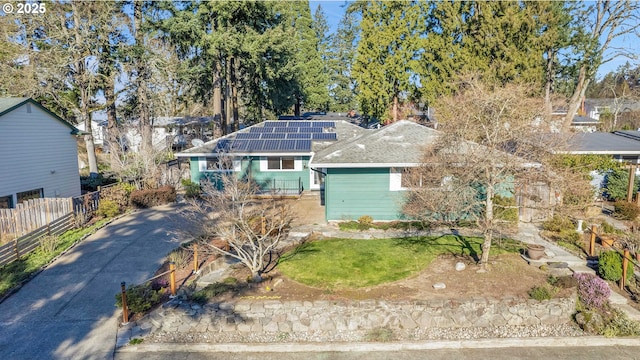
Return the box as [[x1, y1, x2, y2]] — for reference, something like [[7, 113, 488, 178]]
[[0, 98, 82, 208]]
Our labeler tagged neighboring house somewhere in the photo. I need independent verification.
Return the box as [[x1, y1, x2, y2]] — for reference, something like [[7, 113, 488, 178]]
[[584, 98, 640, 122], [563, 131, 640, 164], [0, 98, 82, 209]]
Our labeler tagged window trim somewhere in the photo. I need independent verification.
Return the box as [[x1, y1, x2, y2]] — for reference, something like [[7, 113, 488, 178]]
[[0, 195, 13, 209], [199, 157, 241, 172], [16, 188, 43, 204], [260, 156, 302, 172]]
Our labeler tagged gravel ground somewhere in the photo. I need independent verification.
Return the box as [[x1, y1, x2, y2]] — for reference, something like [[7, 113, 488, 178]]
[[144, 323, 585, 344]]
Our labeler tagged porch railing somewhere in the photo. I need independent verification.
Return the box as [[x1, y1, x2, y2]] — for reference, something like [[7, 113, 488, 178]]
[[261, 177, 303, 195]]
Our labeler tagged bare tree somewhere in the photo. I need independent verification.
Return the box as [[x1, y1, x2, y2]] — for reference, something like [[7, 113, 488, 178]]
[[403, 78, 562, 271], [180, 175, 293, 282], [563, 0, 640, 131]]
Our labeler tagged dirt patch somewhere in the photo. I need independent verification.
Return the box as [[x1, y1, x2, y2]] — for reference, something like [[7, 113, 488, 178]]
[[211, 253, 552, 302]]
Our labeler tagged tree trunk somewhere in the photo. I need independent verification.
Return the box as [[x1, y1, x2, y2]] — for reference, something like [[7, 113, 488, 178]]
[[392, 94, 399, 123], [294, 95, 301, 117], [134, 1, 151, 153], [213, 60, 223, 133], [105, 76, 118, 164], [230, 57, 239, 132], [563, 65, 590, 132], [479, 177, 495, 272], [544, 48, 555, 118]]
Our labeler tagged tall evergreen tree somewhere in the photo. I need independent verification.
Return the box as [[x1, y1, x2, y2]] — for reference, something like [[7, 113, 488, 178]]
[[327, 10, 359, 112], [351, 0, 422, 122], [288, 1, 330, 114]]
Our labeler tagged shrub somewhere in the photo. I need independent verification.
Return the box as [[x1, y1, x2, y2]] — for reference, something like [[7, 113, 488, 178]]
[[493, 195, 518, 222], [181, 179, 201, 198], [364, 327, 395, 342], [614, 201, 640, 220], [190, 280, 236, 305], [38, 235, 59, 255], [598, 251, 634, 284], [168, 248, 191, 269], [100, 183, 135, 210], [528, 284, 558, 301], [542, 215, 574, 233], [602, 309, 640, 337], [96, 199, 120, 218], [600, 221, 617, 235], [574, 272, 611, 310], [358, 215, 374, 227], [130, 186, 177, 208], [114, 283, 162, 314]]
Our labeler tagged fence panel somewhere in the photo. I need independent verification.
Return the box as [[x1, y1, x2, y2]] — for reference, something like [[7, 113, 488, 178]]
[[0, 213, 75, 267], [0, 198, 73, 241]]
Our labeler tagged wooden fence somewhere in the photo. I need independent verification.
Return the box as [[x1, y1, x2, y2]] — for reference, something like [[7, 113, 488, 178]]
[[0, 198, 73, 242], [0, 190, 102, 267], [0, 212, 75, 267]]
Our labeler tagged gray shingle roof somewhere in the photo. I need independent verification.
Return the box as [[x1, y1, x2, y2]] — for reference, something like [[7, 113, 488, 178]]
[[0, 97, 30, 115], [312, 120, 438, 167], [566, 132, 640, 154], [176, 120, 367, 156]]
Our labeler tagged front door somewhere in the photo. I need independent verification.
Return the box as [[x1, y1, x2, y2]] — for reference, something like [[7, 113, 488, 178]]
[[310, 168, 326, 190]]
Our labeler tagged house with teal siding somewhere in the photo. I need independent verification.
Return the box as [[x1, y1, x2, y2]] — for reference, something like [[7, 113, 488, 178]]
[[175, 120, 366, 194], [311, 121, 439, 221]]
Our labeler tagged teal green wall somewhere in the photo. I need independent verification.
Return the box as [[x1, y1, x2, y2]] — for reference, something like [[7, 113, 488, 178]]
[[325, 168, 405, 221], [190, 156, 311, 192]]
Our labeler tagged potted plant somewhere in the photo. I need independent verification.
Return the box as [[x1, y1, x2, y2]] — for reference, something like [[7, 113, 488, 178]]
[[526, 243, 546, 260]]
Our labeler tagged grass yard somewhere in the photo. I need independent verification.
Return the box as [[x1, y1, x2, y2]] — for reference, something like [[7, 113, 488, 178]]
[[277, 235, 521, 289], [0, 219, 110, 298]]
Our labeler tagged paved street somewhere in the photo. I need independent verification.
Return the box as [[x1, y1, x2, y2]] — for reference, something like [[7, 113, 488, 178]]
[[0, 205, 185, 360]]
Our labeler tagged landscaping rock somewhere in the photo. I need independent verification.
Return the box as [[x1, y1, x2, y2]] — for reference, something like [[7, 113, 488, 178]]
[[455, 262, 466, 271], [544, 249, 556, 258], [433, 283, 447, 290]]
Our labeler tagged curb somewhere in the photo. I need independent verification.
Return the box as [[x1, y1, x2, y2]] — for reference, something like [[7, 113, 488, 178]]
[[117, 336, 640, 353]]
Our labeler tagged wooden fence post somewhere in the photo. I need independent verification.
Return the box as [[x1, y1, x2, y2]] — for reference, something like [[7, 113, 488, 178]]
[[169, 262, 176, 297], [121, 282, 129, 324], [621, 250, 630, 290], [589, 225, 596, 257], [193, 244, 199, 274]]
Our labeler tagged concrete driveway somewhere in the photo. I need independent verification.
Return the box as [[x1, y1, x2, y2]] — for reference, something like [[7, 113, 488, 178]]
[[0, 204, 185, 360]]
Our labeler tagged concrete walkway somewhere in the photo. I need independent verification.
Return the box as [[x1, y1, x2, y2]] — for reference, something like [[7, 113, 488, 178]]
[[0, 204, 186, 360]]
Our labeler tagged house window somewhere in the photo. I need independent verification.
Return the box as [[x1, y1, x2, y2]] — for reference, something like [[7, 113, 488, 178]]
[[17, 188, 43, 204], [391, 167, 449, 191], [0, 195, 12, 209], [200, 157, 240, 172], [266, 157, 296, 171]]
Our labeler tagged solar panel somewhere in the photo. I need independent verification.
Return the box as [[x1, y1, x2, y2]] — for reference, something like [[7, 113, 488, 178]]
[[214, 139, 232, 152], [231, 140, 250, 151], [261, 133, 287, 139], [306, 127, 323, 133], [250, 127, 274, 133], [236, 133, 260, 140], [280, 139, 296, 150], [262, 140, 281, 151], [246, 140, 264, 151], [311, 133, 337, 141], [297, 121, 311, 127], [294, 139, 311, 151], [286, 133, 312, 139], [274, 127, 293, 133]]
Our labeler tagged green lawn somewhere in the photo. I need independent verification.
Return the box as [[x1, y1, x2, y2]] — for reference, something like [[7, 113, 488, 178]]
[[0, 219, 110, 298], [277, 235, 520, 289]]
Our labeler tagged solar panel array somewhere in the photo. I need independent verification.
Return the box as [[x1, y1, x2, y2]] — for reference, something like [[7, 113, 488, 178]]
[[230, 121, 337, 152]]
